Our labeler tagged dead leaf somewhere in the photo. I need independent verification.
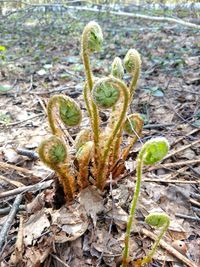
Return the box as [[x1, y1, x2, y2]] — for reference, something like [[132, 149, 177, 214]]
[[78, 186, 104, 227]]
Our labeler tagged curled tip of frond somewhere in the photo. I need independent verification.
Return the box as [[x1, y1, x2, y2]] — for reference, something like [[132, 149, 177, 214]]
[[123, 113, 144, 136], [58, 95, 82, 127], [38, 136, 67, 168], [145, 213, 170, 228], [92, 78, 120, 109], [84, 21, 103, 53], [75, 128, 91, 151], [76, 141, 94, 161], [124, 49, 141, 74], [139, 137, 169, 165], [111, 56, 124, 79]]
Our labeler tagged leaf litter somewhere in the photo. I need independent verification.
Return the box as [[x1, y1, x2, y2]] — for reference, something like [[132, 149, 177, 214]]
[[0, 6, 200, 267]]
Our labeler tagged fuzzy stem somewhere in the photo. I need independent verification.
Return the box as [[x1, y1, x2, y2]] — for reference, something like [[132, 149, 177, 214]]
[[56, 166, 75, 202], [129, 66, 140, 101], [47, 95, 82, 139], [95, 77, 129, 190], [81, 24, 100, 169], [38, 137, 75, 202], [83, 83, 92, 118], [48, 96, 62, 137], [121, 157, 142, 267]]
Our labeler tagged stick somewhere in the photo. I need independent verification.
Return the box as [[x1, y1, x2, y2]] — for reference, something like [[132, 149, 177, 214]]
[[0, 194, 23, 253], [50, 254, 70, 267], [189, 198, 200, 208], [141, 228, 198, 267], [0, 114, 44, 127], [0, 162, 33, 175], [0, 180, 53, 199], [143, 179, 199, 184], [143, 123, 175, 129], [171, 128, 200, 147], [164, 139, 200, 160], [148, 159, 200, 171], [163, 166, 188, 180], [175, 213, 200, 222], [0, 175, 24, 188]]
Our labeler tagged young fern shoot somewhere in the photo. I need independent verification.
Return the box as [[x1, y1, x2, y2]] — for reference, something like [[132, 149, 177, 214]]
[[47, 95, 82, 139], [81, 21, 103, 170], [122, 113, 144, 161], [92, 76, 130, 190], [141, 213, 170, 265], [38, 136, 76, 202], [124, 49, 141, 101], [121, 137, 169, 267]]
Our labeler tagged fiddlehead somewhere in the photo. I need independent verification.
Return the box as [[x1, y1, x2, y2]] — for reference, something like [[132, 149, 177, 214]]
[[141, 213, 170, 265], [74, 128, 91, 151], [76, 141, 93, 189], [122, 113, 144, 161], [111, 57, 124, 79], [124, 49, 141, 101], [47, 95, 82, 138], [81, 21, 103, 169], [38, 136, 76, 202], [121, 137, 169, 267], [92, 76, 129, 190]]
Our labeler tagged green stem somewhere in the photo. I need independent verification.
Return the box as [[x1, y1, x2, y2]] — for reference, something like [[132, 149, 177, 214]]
[[96, 77, 129, 190], [121, 158, 142, 267], [141, 220, 170, 265]]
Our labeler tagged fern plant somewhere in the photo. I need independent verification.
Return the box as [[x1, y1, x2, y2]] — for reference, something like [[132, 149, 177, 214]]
[[38, 21, 144, 200], [121, 138, 170, 267]]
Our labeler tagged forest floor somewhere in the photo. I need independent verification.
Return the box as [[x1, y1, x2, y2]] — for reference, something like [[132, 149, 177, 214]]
[[0, 6, 200, 267]]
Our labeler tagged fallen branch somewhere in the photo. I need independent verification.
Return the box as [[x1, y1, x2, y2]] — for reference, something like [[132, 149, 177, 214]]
[[141, 228, 198, 267], [0, 180, 53, 199], [0, 194, 23, 253], [66, 6, 200, 29]]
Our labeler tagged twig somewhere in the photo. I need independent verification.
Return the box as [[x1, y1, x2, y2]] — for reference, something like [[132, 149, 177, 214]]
[[190, 193, 200, 201], [35, 96, 47, 115], [0, 180, 53, 199], [0, 175, 24, 188], [164, 139, 200, 160], [172, 128, 200, 147], [50, 253, 70, 267], [15, 148, 39, 160], [141, 228, 198, 267], [163, 166, 188, 180], [189, 198, 200, 208], [148, 159, 200, 171], [175, 213, 200, 222], [0, 206, 25, 215], [0, 162, 34, 175], [0, 113, 44, 127], [143, 123, 175, 129], [0, 194, 23, 253], [143, 179, 199, 184]]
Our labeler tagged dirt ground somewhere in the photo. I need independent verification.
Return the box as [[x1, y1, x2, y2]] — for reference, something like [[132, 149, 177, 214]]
[[0, 6, 200, 267]]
